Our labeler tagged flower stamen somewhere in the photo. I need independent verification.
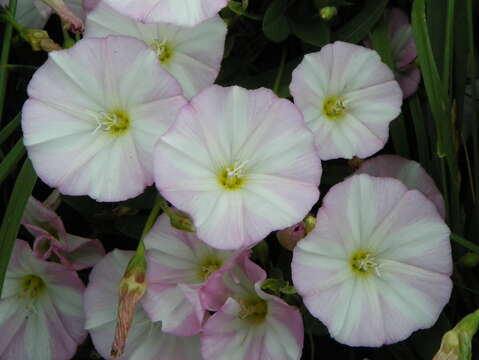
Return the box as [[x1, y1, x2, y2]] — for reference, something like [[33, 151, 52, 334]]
[[323, 95, 347, 121], [350, 251, 382, 277], [218, 160, 249, 191], [93, 110, 130, 136], [150, 39, 173, 64]]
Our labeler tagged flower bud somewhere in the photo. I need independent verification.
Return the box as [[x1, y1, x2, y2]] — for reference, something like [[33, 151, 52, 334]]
[[320, 6, 337, 21], [304, 214, 316, 234], [167, 208, 196, 232], [110, 250, 147, 358], [459, 253, 479, 268], [277, 214, 316, 251], [433, 309, 479, 360], [348, 157, 364, 170], [22, 29, 62, 52]]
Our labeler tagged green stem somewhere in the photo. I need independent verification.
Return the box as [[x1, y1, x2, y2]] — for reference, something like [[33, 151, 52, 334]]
[[0, 113, 20, 145], [273, 47, 286, 96], [0, 0, 18, 124], [442, 0, 454, 89], [408, 95, 430, 167], [139, 195, 164, 241], [308, 331, 315, 360], [451, 233, 479, 255]]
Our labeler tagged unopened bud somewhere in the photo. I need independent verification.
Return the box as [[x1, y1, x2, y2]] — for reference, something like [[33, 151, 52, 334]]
[[111, 252, 147, 358], [304, 214, 316, 234], [40, 0, 84, 33], [277, 222, 306, 251], [320, 6, 337, 21], [167, 208, 196, 232], [459, 253, 479, 268], [433, 309, 479, 360], [22, 29, 62, 52]]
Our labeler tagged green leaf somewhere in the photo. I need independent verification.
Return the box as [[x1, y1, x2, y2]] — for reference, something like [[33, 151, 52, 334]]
[[0, 138, 25, 185], [0, 113, 20, 145], [0, 158, 37, 295], [451, 233, 479, 255], [290, 18, 330, 47], [333, 0, 388, 44], [262, 0, 290, 43]]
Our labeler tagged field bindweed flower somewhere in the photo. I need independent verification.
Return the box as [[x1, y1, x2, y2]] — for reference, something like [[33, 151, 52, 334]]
[[200, 254, 304, 360], [154, 85, 322, 250], [102, 0, 228, 27], [85, 1, 226, 98], [386, 8, 421, 98], [292, 174, 453, 347], [22, 36, 187, 202], [0, 240, 86, 360], [355, 154, 445, 218], [290, 41, 403, 160], [23, 194, 105, 270], [85, 249, 202, 360], [142, 213, 243, 336]]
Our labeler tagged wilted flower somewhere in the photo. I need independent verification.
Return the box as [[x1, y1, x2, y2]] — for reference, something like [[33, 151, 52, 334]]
[[0, 240, 86, 360], [154, 85, 322, 250], [200, 254, 304, 360], [22, 36, 187, 202], [355, 154, 445, 218], [142, 213, 243, 335], [292, 174, 453, 347], [85, 249, 202, 360], [85, 1, 226, 98], [102, 0, 228, 27], [23, 194, 105, 270], [290, 41, 403, 160]]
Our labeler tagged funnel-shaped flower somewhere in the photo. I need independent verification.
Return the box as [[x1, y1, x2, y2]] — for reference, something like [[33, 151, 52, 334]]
[[154, 85, 322, 250], [23, 194, 105, 270], [85, 1, 226, 98], [85, 249, 202, 360], [22, 36, 187, 202], [102, 0, 228, 27], [0, 240, 86, 360], [142, 213, 244, 336], [355, 155, 445, 218], [292, 174, 453, 347], [290, 41, 403, 160], [200, 254, 304, 360]]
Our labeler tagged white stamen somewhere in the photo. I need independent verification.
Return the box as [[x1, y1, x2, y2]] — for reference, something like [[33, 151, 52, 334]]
[[357, 253, 382, 277], [150, 38, 168, 58], [226, 160, 249, 178], [92, 111, 120, 134]]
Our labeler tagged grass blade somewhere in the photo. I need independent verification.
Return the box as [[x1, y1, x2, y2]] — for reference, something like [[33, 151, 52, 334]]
[[0, 138, 26, 185], [0, 113, 20, 145], [0, 158, 37, 295]]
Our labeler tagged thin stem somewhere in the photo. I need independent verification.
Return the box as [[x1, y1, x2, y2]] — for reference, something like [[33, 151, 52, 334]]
[[442, 0, 454, 88], [139, 194, 164, 241], [451, 233, 479, 255], [308, 331, 315, 360], [273, 47, 287, 96], [0, 0, 18, 124]]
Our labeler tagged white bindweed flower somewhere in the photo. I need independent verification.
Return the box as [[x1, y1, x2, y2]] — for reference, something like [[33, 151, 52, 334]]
[[101, 0, 228, 27], [290, 41, 403, 160], [0, 240, 86, 360], [292, 174, 453, 347], [154, 85, 322, 250], [84, 1, 226, 98], [142, 213, 245, 336], [85, 249, 202, 360], [22, 36, 187, 202]]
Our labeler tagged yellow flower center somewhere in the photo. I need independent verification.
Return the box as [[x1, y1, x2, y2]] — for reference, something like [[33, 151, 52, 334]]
[[323, 95, 347, 121], [150, 39, 174, 64], [197, 256, 223, 282], [350, 250, 381, 277], [218, 160, 248, 191], [20, 274, 46, 299], [95, 109, 130, 136], [238, 296, 268, 324]]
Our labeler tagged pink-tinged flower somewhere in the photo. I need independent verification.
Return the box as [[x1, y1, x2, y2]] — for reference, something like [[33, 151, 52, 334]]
[[200, 254, 304, 360], [290, 41, 403, 160], [292, 174, 453, 347], [355, 155, 445, 218], [85, 1, 226, 98], [102, 0, 228, 27], [22, 36, 187, 202], [85, 249, 202, 360], [0, 239, 86, 360], [387, 8, 420, 98], [154, 85, 322, 250], [142, 213, 243, 336], [23, 194, 105, 270], [276, 214, 316, 251]]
